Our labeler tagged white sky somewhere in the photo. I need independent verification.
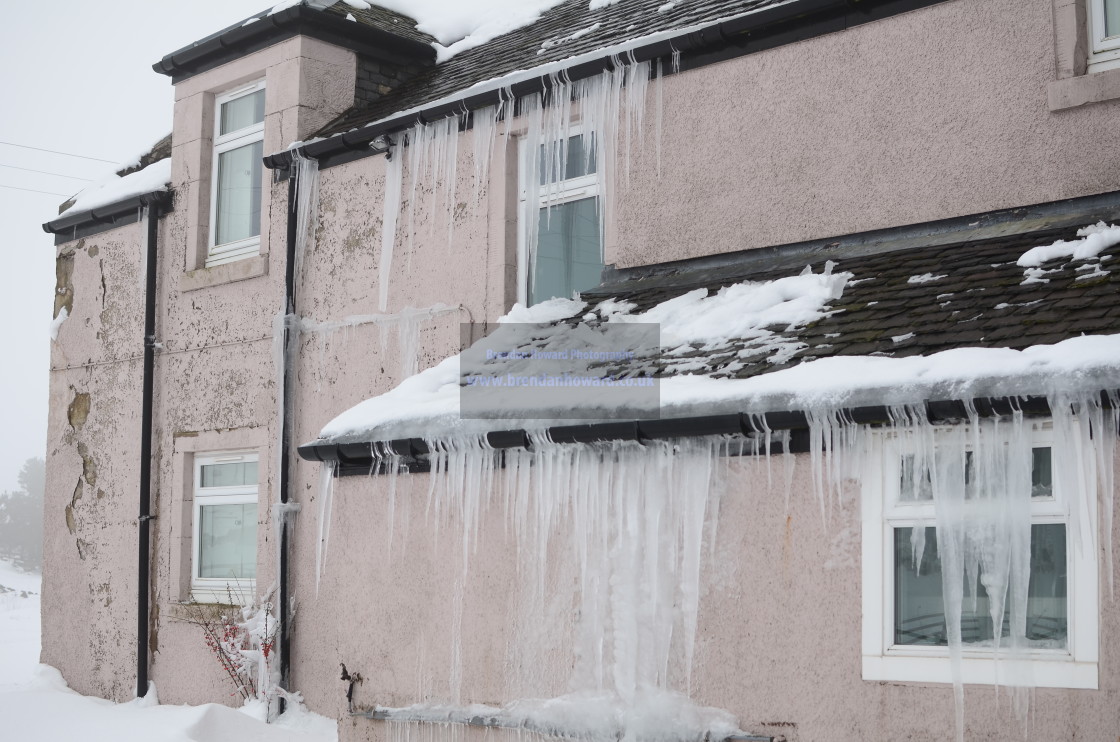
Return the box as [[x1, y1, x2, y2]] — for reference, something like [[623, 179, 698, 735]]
[[0, 0, 271, 492]]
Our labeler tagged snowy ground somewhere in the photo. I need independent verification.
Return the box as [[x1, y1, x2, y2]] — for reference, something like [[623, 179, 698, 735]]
[[0, 558, 336, 742]]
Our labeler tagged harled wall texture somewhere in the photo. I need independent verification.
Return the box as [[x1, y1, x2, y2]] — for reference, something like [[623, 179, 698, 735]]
[[41, 0, 1120, 739]]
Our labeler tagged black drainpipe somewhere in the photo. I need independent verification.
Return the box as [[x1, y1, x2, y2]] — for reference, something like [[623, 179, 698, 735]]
[[136, 198, 162, 698], [277, 173, 298, 700]]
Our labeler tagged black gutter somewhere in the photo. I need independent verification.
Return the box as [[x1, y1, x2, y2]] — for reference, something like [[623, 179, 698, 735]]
[[263, 0, 951, 172], [277, 174, 299, 703], [297, 393, 1108, 475], [153, 5, 435, 84], [43, 190, 173, 247], [136, 197, 167, 698]]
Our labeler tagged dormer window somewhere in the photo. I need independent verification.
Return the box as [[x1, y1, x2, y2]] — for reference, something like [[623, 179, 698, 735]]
[[209, 81, 265, 267]]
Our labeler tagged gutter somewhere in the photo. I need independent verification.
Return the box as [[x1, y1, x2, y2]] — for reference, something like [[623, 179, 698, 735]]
[[43, 191, 173, 247], [297, 394, 1104, 475], [136, 198, 167, 698], [153, 5, 435, 83], [263, 0, 951, 172]]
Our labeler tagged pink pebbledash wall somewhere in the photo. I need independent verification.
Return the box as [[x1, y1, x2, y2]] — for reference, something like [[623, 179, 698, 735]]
[[41, 0, 1120, 738]]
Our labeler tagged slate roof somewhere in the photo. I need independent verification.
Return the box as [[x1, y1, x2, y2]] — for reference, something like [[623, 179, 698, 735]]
[[317, 0, 784, 136], [570, 225, 1120, 382], [323, 2, 437, 46]]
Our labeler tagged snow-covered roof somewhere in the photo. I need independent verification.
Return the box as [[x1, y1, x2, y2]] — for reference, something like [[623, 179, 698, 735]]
[[54, 158, 172, 221], [305, 221, 1120, 451]]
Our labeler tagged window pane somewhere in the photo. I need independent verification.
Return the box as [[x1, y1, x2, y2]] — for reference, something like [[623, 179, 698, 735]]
[[215, 140, 263, 246], [200, 460, 258, 488], [1106, 0, 1120, 38], [900, 448, 1051, 501], [199, 503, 257, 580], [539, 134, 596, 185], [220, 89, 265, 136], [894, 525, 1067, 647], [1031, 447, 1052, 498], [532, 197, 602, 304]]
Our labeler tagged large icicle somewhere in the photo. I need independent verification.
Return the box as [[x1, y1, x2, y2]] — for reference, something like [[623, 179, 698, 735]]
[[379, 150, 404, 312]]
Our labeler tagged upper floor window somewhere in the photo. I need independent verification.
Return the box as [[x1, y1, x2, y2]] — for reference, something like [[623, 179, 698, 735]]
[[192, 451, 259, 602], [1089, 0, 1120, 72], [209, 81, 265, 267], [861, 422, 1098, 689], [519, 133, 603, 306]]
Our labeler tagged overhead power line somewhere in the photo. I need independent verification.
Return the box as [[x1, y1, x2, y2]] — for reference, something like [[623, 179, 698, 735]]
[[0, 163, 93, 181], [0, 140, 117, 164], [0, 183, 73, 197]]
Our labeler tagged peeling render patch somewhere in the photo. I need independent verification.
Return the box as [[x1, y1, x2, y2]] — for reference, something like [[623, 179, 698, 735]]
[[77, 441, 98, 489], [67, 390, 91, 431], [55, 246, 76, 320]]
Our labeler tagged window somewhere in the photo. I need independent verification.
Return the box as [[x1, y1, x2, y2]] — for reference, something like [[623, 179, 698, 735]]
[[519, 133, 603, 305], [208, 81, 265, 267], [861, 422, 1098, 688], [1089, 0, 1120, 73], [192, 452, 258, 602]]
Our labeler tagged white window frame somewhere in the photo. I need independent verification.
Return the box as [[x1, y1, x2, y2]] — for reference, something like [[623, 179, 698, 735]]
[[1088, 0, 1120, 73], [860, 422, 1099, 689], [516, 129, 601, 306], [191, 451, 259, 604], [208, 80, 266, 268]]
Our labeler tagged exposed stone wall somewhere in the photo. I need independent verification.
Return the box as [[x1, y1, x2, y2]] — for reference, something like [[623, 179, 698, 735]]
[[354, 55, 427, 108]]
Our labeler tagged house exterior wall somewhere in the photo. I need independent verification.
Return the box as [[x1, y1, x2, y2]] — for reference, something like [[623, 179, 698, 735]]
[[613, 0, 1120, 267], [40, 0, 1120, 735], [317, 452, 1120, 742]]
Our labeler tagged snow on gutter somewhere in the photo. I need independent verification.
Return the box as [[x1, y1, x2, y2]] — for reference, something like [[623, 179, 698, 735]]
[[299, 262, 1120, 455], [265, 0, 805, 168], [43, 159, 173, 239]]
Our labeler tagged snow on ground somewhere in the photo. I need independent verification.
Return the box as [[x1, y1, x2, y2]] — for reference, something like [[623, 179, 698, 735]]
[[0, 559, 41, 692], [0, 558, 336, 741], [58, 158, 171, 219]]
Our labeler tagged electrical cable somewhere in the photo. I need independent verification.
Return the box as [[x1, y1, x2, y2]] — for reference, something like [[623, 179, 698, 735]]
[[0, 140, 117, 164], [0, 163, 93, 181]]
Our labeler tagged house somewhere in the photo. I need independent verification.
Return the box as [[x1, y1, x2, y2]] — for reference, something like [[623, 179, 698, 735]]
[[40, 0, 1120, 740]]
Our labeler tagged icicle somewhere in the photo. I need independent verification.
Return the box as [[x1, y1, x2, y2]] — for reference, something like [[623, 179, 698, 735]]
[[379, 149, 404, 312], [470, 105, 499, 209], [315, 461, 336, 594], [292, 152, 320, 298]]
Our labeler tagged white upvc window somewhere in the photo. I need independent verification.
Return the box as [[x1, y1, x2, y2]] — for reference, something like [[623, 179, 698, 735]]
[[518, 132, 603, 306], [208, 80, 265, 267], [1088, 0, 1120, 73], [861, 423, 1099, 689], [192, 452, 259, 603]]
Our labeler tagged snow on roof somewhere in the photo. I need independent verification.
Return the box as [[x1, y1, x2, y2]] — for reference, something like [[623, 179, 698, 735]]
[[1017, 222, 1120, 268], [58, 159, 171, 218], [314, 223, 1120, 445], [373, 0, 569, 62], [315, 0, 793, 138]]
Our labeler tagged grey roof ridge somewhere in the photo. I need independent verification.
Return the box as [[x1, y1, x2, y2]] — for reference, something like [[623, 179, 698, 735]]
[[588, 189, 1120, 297], [153, 2, 436, 82]]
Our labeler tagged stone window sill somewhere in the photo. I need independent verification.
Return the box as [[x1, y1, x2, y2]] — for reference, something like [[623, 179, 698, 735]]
[[180, 254, 268, 292], [1048, 66, 1120, 111]]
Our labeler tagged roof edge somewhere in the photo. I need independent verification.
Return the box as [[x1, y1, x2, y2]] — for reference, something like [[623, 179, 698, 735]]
[[43, 190, 173, 246], [265, 0, 952, 172], [588, 189, 1120, 295], [153, 4, 435, 83], [298, 394, 1109, 474]]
